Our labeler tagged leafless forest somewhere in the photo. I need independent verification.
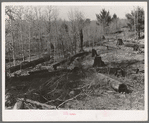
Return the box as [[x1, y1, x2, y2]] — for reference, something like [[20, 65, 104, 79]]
[[5, 5, 145, 110]]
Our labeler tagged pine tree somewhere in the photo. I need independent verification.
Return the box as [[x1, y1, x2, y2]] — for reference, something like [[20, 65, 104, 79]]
[[96, 9, 112, 35]]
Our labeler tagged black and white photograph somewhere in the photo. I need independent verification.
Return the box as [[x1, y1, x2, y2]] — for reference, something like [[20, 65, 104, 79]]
[[2, 2, 148, 121]]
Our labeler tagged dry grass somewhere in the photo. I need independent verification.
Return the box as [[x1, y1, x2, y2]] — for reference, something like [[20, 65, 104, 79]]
[[63, 38, 144, 110], [5, 36, 145, 110]]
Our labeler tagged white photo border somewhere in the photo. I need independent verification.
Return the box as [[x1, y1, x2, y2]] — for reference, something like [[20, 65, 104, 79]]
[[2, 2, 148, 121]]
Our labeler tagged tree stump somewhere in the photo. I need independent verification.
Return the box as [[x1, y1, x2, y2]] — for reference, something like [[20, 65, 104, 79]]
[[114, 68, 126, 77], [92, 49, 98, 57], [116, 39, 124, 45], [136, 68, 139, 74], [133, 44, 139, 51], [93, 56, 106, 67], [106, 46, 109, 50], [101, 35, 105, 40]]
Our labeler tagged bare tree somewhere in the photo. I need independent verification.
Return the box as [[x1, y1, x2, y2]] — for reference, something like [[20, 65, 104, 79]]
[[68, 9, 78, 54], [68, 9, 88, 53], [15, 6, 25, 62], [34, 6, 42, 58], [5, 6, 16, 66]]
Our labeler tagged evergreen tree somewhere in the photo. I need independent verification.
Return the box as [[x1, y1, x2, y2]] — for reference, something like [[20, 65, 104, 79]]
[[96, 9, 112, 34]]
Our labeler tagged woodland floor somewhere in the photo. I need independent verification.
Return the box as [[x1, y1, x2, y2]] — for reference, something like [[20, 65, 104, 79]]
[[5, 38, 145, 110]]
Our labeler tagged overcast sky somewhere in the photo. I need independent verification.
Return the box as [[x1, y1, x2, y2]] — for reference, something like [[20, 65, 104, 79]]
[[3, 2, 146, 21], [56, 6, 142, 21]]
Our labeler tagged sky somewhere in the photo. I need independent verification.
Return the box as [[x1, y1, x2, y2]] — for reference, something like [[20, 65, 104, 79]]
[[56, 6, 142, 21], [3, 2, 146, 21]]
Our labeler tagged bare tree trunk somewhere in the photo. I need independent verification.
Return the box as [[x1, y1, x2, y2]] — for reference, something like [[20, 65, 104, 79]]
[[95, 26, 97, 46], [54, 20, 58, 61], [10, 18, 16, 66], [61, 40, 65, 58], [116, 19, 117, 31], [19, 24, 22, 61], [28, 25, 31, 62], [38, 32, 41, 58], [79, 29, 84, 52], [74, 33, 77, 54], [19, 19, 24, 63], [21, 37, 24, 62]]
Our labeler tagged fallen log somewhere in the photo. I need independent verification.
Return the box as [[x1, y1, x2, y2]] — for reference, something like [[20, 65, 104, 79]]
[[14, 98, 57, 109], [6, 57, 27, 63], [6, 54, 36, 63], [28, 69, 49, 75], [28, 69, 68, 76], [8, 55, 51, 73], [124, 43, 144, 48], [53, 51, 89, 70], [96, 73, 131, 93]]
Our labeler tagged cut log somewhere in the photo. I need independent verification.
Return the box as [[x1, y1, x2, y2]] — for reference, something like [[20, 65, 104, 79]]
[[53, 51, 89, 70], [15, 98, 57, 109], [8, 55, 51, 73], [6, 56, 27, 63], [124, 43, 144, 48], [93, 56, 106, 67], [28, 69, 49, 75], [116, 39, 124, 45], [13, 100, 25, 110], [96, 73, 131, 93], [7, 69, 68, 84], [28, 69, 68, 76]]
